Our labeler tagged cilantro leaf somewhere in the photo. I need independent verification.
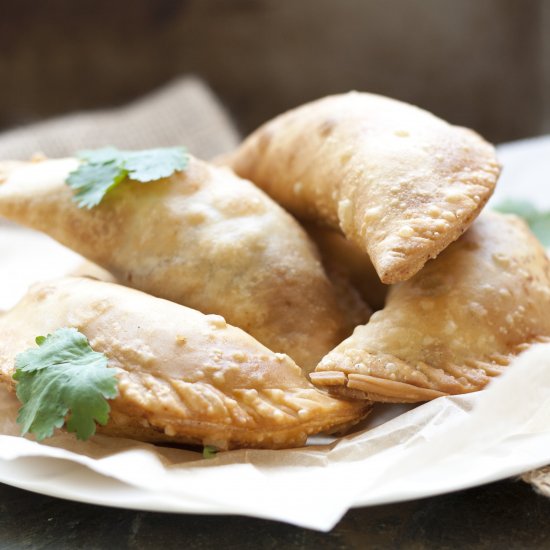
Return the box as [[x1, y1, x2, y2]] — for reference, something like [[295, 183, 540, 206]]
[[124, 147, 188, 182], [529, 213, 550, 247], [13, 328, 118, 441], [66, 146, 188, 209], [203, 445, 219, 459], [494, 199, 550, 247], [493, 198, 539, 220], [67, 162, 128, 209]]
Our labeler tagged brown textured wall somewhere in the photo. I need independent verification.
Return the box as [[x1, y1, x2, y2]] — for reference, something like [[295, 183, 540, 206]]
[[543, 0, 550, 131], [0, 0, 547, 143]]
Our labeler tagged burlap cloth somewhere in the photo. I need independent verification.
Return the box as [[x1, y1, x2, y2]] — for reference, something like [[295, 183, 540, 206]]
[[0, 77, 239, 160], [0, 76, 547, 498]]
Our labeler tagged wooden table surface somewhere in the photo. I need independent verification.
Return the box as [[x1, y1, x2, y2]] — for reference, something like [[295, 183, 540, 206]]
[[1, 478, 550, 549]]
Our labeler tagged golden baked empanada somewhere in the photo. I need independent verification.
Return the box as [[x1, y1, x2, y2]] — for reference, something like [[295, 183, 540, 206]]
[[0, 278, 370, 449], [0, 156, 362, 370], [222, 92, 500, 283], [311, 212, 550, 402]]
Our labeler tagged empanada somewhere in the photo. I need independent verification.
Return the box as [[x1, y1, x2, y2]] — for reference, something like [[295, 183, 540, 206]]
[[311, 212, 550, 402], [222, 92, 500, 283], [0, 156, 363, 370], [0, 277, 370, 449]]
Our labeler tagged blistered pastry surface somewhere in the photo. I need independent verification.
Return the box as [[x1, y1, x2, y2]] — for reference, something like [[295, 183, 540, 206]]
[[0, 156, 361, 370], [0, 278, 370, 449], [313, 212, 550, 402], [224, 92, 500, 283]]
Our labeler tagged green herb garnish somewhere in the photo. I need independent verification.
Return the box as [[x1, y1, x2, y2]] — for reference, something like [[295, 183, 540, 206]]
[[13, 328, 118, 441], [494, 199, 550, 247], [66, 146, 188, 209], [203, 445, 219, 459]]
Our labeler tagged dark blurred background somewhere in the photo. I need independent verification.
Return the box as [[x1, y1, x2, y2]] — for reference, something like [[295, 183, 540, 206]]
[[0, 0, 548, 143]]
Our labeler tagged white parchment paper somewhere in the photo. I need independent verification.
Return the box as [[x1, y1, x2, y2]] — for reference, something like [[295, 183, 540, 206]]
[[0, 136, 549, 531]]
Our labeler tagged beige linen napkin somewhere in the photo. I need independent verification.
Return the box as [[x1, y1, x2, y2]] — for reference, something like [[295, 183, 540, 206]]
[[0, 76, 547, 497]]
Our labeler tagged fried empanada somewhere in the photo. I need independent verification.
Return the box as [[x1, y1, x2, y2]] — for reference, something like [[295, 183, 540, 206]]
[[0, 156, 363, 371], [0, 277, 369, 449], [311, 212, 550, 402], [222, 92, 500, 284]]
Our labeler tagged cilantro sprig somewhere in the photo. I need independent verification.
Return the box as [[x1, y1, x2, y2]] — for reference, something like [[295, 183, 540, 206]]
[[13, 328, 119, 441], [203, 445, 219, 459], [494, 199, 550, 247], [66, 146, 188, 209]]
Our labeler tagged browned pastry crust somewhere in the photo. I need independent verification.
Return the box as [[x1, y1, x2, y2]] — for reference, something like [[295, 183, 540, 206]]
[[222, 92, 500, 284], [0, 156, 364, 371], [0, 278, 370, 449], [311, 212, 550, 402]]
